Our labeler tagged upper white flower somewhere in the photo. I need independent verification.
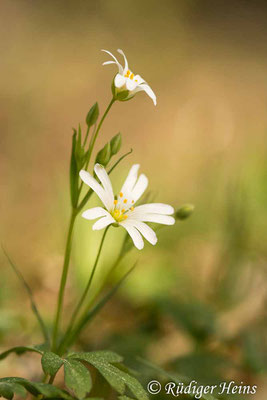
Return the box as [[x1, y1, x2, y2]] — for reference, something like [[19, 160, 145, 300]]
[[102, 49, 157, 106], [80, 164, 175, 250]]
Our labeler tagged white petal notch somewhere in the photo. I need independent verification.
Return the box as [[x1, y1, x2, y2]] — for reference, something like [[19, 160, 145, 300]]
[[80, 163, 175, 250], [102, 49, 157, 106]]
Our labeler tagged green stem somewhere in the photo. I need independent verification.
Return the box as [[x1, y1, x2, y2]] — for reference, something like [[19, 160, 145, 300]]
[[58, 226, 110, 355], [78, 98, 115, 198], [52, 209, 77, 351]]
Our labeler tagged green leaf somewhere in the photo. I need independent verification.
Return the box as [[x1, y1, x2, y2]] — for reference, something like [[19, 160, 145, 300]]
[[0, 383, 14, 400], [64, 359, 92, 399], [0, 378, 73, 400], [70, 131, 79, 208], [1, 246, 50, 345], [0, 346, 42, 361], [86, 103, 99, 127], [41, 351, 64, 376], [68, 351, 148, 400]]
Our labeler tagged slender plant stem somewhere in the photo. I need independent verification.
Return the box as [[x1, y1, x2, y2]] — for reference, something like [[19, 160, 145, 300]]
[[78, 98, 115, 198], [51, 209, 77, 351], [58, 226, 109, 355], [83, 126, 90, 147], [51, 98, 115, 355]]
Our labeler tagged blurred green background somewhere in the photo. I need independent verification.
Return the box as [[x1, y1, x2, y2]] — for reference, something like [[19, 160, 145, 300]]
[[0, 0, 267, 398]]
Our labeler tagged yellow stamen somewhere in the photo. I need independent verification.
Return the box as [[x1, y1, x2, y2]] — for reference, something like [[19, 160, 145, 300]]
[[130, 73, 134, 80], [132, 200, 134, 204], [114, 199, 118, 205], [130, 206, 134, 211], [119, 192, 123, 197], [135, 79, 138, 82], [124, 215, 128, 219], [123, 199, 127, 203], [122, 209, 125, 213]]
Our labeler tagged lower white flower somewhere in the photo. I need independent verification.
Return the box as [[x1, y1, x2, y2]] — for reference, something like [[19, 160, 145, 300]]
[[80, 164, 175, 250], [102, 49, 157, 106]]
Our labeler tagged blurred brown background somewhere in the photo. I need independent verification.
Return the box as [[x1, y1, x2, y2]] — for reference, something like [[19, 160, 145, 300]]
[[0, 0, 267, 398]]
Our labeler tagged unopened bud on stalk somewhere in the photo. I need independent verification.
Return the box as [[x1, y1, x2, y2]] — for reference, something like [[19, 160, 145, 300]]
[[86, 102, 99, 127], [175, 204, 195, 220], [110, 132, 122, 155], [95, 142, 111, 166]]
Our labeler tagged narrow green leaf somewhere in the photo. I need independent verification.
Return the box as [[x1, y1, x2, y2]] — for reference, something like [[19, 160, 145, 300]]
[[64, 359, 92, 399], [70, 131, 79, 208], [41, 351, 63, 376], [0, 346, 43, 361], [1, 246, 50, 345], [86, 103, 99, 127]]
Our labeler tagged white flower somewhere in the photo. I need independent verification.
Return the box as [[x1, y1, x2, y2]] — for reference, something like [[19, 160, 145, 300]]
[[80, 164, 175, 250], [102, 49, 157, 106]]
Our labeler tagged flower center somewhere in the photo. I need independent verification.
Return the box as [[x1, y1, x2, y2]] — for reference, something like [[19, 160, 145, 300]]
[[124, 69, 138, 82], [110, 209, 128, 223], [111, 192, 135, 222]]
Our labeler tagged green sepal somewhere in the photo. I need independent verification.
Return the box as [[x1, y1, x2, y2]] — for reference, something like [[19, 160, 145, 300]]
[[41, 351, 64, 376], [64, 359, 92, 399], [95, 142, 111, 166], [110, 132, 122, 155], [86, 102, 99, 127], [70, 130, 79, 208]]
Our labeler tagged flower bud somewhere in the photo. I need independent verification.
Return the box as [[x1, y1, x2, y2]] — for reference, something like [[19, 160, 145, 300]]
[[175, 204, 194, 220], [86, 102, 99, 127], [95, 142, 111, 166], [110, 132, 122, 155]]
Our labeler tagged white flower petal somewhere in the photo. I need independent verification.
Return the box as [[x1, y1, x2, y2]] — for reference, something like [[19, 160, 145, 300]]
[[133, 203, 174, 215], [102, 61, 117, 66], [121, 164, 140, 195], [94, 164, 114, 210], [79, 170, 110, 210], [136, 83, 157, 105], [133, 214, 175, 225], [82, 207, 109, 220], [117, 48, 128, 74], [134, 74, 145, 84], [92, 214, 115, 231], [123, 220, 157, 245], [126, 78, 138, 91], [131, 174, 148, 202], [114, 73, 126, 88], [121, 221, 144, 250], [101, 49, 123, 74]]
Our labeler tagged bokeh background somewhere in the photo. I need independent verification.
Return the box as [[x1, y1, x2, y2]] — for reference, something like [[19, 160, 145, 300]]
[[1, 0, 267, 398]]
